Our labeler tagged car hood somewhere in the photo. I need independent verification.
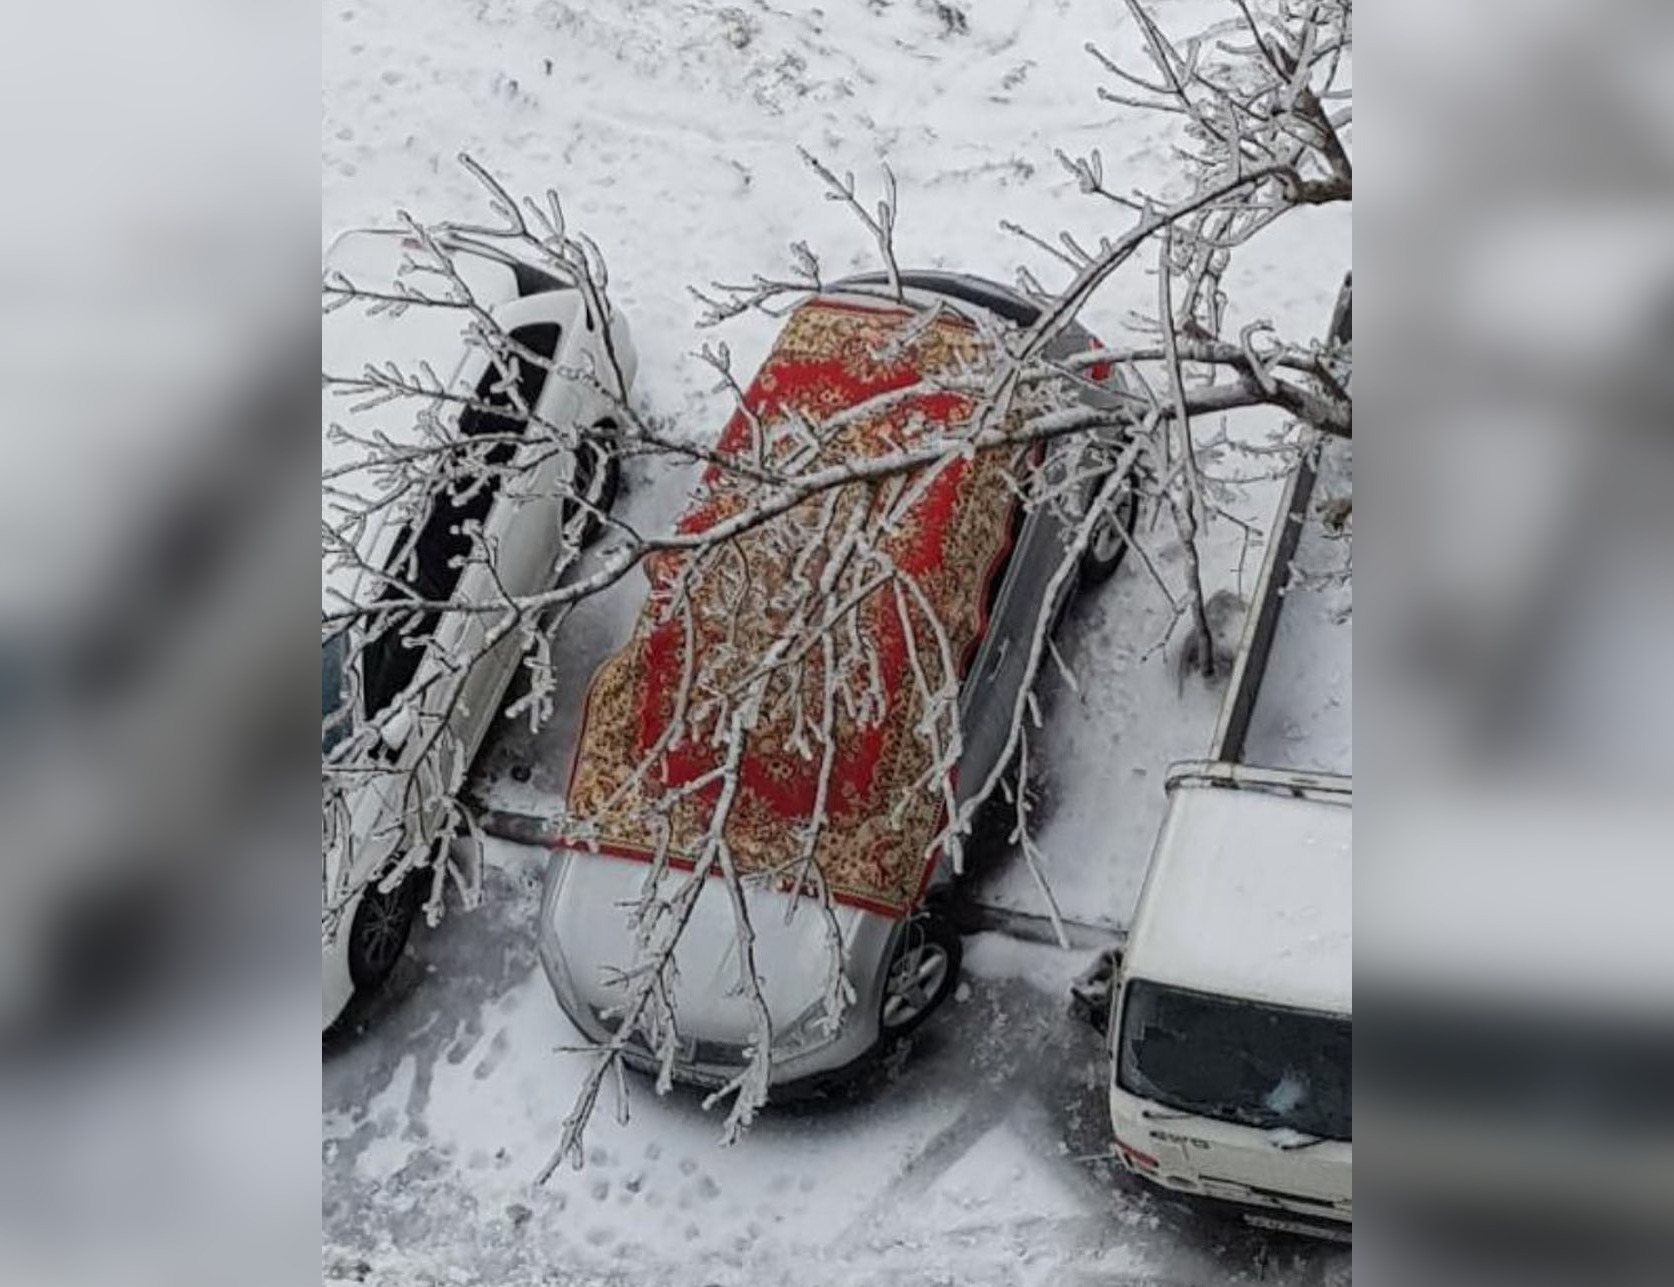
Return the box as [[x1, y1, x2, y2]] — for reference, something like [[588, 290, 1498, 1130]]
[[546, 848, 878, 1045]]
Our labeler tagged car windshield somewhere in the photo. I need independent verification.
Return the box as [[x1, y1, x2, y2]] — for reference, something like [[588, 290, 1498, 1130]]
[[1117, 978, 1351, 1141], [322, 632, 351, 756]]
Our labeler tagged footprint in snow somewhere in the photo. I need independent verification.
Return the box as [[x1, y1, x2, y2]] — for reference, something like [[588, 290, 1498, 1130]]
[[472, 1028, 511, 1080]]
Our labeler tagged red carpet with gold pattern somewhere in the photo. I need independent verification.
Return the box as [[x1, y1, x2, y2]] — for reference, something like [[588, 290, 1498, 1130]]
[[563, 297, 1023, 917]]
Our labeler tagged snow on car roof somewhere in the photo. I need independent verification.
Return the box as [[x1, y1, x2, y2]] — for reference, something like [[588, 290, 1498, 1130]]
[[1125, 780, 1352, 1015], [562, 295, 1023, 918]]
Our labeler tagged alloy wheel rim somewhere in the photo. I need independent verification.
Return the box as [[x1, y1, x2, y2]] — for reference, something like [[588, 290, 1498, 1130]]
[[355, 886, 410, 975], [1089, 508, 1124, 564], [882, 939, 950, 1029]]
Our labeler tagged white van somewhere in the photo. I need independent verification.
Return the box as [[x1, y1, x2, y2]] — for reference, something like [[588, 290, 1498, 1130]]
[[1106, 763, 1351, 1240], [1099, 283, 1353, 1240]]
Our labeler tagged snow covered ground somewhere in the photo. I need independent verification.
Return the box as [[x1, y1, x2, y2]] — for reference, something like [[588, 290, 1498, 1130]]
[[324, 843, 1350, 1287], [324, 0, 1350, 1281], [323, 0, 1349, 933]]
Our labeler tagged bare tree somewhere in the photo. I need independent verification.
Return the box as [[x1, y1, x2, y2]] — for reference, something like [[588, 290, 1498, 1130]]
[[321, 0, 1350, 1174]]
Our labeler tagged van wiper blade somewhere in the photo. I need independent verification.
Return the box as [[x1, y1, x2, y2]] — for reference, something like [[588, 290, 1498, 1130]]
[[1139, 1107, 1193, 1122], [1268, 1129, 1327, 1150]]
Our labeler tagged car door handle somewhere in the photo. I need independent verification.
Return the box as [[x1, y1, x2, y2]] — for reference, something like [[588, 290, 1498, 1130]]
[[986, 636, 1009, 679]]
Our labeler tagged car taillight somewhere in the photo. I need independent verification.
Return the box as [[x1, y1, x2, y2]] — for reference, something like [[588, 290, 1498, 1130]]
[[1116, 1139, 1159, 1171], [1084, 336, 1117, 385]]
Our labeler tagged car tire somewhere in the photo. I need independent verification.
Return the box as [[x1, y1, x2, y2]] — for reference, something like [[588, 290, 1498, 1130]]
[[1078, 476, 1137, 587], [346, 867, 422, 993], [879, 910, 963, 1038]]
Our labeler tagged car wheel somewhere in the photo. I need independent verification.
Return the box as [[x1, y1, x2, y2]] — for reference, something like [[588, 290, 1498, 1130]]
[[1079, 476, 1137, 587], [346, 867, 422, 993], [880, 911, 962, 1037], [571, 430, 620, 547]]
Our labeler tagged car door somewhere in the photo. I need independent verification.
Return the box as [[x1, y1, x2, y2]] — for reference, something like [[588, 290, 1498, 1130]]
[[444, 304, 579, 762], [489, 292, 594, 600], [955, 492, 1075, 810]]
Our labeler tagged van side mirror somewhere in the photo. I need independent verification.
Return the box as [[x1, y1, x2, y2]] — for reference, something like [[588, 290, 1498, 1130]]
[[1069, 948, 1121, 1035]]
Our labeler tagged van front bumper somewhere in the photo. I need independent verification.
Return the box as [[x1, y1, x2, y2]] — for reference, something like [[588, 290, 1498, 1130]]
[[1116, 1157, 1353, 1240]]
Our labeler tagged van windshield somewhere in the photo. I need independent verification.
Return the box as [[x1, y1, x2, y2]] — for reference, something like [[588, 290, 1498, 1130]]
[[1117, 979, 1351, 1141]]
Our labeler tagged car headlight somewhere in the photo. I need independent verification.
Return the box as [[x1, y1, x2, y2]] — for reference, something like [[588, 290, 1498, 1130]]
[[536, 856, 582, 1004], [538, 851, 575, 939], [772, 996, 843, 1059]]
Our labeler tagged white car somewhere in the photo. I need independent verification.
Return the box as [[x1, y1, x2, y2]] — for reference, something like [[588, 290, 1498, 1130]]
[[322, 229, 636, 1030]]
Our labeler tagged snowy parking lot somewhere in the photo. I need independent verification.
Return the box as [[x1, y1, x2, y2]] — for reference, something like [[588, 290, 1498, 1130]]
[[324, 0, 1350, 1281], [321, 443, 1346, 1284], [323, 841, 1347, 1287]]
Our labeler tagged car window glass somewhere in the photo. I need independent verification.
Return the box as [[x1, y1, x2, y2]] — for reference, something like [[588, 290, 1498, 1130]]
[[360, 322, 561, 717]]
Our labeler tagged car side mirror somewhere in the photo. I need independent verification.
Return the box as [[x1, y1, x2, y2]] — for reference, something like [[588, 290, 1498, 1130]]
[[1069, 947, 1121, 1035]]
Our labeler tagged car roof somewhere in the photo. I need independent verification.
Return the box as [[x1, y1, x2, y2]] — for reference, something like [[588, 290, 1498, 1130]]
[[827, 271, 1048, 328], [1125, 780, 1352, 1015], [561, 293, 1027, 917], [824, 271, 1112, 376]]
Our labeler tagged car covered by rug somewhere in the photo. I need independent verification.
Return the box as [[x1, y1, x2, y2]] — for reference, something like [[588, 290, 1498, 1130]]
[[538, 271, 1134, 1091]]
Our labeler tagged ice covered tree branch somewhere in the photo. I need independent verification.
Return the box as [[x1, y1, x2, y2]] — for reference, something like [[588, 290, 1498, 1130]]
[[322, 0, 1349, 1170]]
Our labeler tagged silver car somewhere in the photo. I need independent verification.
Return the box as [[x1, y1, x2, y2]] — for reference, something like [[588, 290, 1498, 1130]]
[[538, 271, 1130, 1090]]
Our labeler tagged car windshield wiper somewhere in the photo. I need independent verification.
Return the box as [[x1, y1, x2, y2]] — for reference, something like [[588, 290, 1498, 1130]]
[[1267, 1128, 1328, 1151], [1139, 1107, 1195, 1122]]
